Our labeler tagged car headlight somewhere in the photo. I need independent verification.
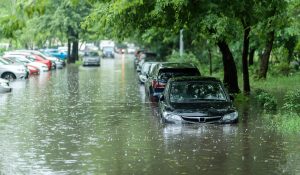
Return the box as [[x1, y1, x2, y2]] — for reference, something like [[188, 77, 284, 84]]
[[222, 112, 238, 121], [163, 112, 182, 122]]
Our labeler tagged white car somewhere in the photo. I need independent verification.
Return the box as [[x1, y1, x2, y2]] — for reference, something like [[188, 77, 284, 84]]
[[0, 78, 12, 93], [0, 59, 28, 81]]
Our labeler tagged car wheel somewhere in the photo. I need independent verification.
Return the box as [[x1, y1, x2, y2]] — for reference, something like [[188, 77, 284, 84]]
[[1, 72, 16, 81]]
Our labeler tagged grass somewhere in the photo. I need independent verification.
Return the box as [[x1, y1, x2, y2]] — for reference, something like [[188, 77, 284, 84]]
[[264, 112, 300, 134], [252, 72, 300, 93], [75, 60, 83, 65], [251, 73, 300, 134]]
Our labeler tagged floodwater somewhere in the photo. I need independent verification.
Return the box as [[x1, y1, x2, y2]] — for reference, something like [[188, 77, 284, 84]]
[[0, 55, 299, 175]]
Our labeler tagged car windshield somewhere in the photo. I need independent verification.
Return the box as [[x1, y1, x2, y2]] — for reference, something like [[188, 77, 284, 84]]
[[169, 81, 227, 103], [85, 52, 99, 57], [0, 59, 9, 65], [141, 63, 151, 74], [158, 68, 200, 82], [103, 47, 114, 52], [13, 56, 30, 63]]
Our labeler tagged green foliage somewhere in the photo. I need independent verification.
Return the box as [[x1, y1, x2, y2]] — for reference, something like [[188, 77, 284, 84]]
[[272, 62, 293, 76], [282, 90, 300, 113], [264, 112, 300, 134], [167, 51, 202, 71], [254, 88, 277, 112]]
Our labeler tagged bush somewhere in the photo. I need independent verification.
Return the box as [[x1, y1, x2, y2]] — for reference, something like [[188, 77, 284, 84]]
[[167, 51, 202, 72], [272, 62, 293, 76], [254, 88, 277, 112], [282, 89, 300, 113], [266, 112, 300, 133]]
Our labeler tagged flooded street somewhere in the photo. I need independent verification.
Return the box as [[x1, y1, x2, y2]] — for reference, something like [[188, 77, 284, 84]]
[[0, 55, 299, 175]]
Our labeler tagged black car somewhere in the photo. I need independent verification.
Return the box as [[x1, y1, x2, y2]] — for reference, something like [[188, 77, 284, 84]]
[[145, 62, 200, 97], [102, 47, 115, 58], [158, 76, 238, 124]]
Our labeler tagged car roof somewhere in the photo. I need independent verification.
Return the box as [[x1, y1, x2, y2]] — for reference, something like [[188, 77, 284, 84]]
[[168, 76, 221, 83], [157, 62, 197, 69]]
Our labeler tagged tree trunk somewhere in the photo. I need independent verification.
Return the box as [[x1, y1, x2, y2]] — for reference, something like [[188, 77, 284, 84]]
[[72, 35, 79, 62], [248, 48, 255, 66], [217, 40, 240, 94], [242, 26, 251, 93], [259, 30, 275, 79], [67, 38, 72, 63]]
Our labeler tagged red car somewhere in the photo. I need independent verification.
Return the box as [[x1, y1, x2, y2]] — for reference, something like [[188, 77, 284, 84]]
[[32, 54, 52, 70], [27, 65, 40, 75]]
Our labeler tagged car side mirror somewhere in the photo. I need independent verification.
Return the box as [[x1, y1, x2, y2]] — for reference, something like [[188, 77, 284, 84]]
[[159, 95, 165, 101], [229, 95, 234, 101]]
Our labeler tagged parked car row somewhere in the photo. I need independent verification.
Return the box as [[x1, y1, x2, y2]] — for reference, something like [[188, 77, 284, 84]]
[[0, 49, 66, 93], [134, 53, 238, 125]]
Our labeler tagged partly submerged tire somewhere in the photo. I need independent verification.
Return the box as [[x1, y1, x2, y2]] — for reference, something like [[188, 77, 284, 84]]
[[1, 72, 16, 81]]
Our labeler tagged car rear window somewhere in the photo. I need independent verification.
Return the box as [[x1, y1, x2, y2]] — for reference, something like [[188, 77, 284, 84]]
[[158, 68, 200, 82]]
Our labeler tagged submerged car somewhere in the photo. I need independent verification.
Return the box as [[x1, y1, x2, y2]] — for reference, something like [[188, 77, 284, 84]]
[[145, 62, 201, 97], [0, 78, 12, 93], [5, 51, 52, 70], [17, 50, 64, 69], [102, 47, 115, 58], [138, 62, 158, 84], [43, 49, 68, 60], [83, 51, 101, 66], [0, 59, 29, 81], [158, 76, 238, 124], [2, 56, 40, 75], [3, 55, 48, 72]]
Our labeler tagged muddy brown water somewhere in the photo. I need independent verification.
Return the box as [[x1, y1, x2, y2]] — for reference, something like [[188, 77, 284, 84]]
[[0, 55, 299, 175]]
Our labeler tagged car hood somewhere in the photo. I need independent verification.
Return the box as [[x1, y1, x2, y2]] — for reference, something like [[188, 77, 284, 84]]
[[169, 101, 234, 115]]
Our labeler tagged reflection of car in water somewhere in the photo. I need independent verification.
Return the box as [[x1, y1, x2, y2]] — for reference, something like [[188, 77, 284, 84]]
[[102, 47, 115, 58], [158, 76, 238, 124], [0, 78, 12, 93], [83, 51, 101, 66]]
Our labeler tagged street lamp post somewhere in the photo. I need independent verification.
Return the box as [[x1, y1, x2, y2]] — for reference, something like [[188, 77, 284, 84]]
[[180, 29, 184, 57]]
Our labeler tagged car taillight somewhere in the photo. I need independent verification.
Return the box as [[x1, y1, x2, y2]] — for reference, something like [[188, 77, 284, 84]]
[[152, 80, 165, 88]]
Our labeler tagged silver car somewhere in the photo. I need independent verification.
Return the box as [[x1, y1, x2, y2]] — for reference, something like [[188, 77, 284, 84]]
[[83, 51, 101, 66], [0, 59, 29, 81], [139, 62, 159, 84], [0, 78, 12, 93]]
